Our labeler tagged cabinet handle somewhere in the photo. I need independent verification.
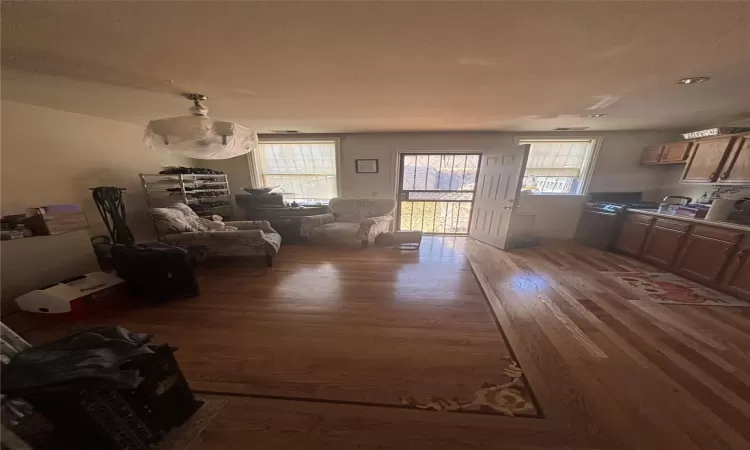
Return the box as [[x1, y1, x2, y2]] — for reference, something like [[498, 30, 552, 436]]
[[719, 171, 729, 180]]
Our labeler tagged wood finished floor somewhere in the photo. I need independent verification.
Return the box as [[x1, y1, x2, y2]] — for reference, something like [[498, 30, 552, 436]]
[[11, 237, 750, 449]]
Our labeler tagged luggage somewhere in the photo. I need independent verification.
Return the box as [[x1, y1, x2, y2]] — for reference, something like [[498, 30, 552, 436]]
[[3, 326, 200, 450], [111, 243, 199, 301]]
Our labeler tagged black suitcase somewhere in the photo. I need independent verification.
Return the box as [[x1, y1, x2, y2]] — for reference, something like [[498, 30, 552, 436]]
[[111, 243, 199, 301]]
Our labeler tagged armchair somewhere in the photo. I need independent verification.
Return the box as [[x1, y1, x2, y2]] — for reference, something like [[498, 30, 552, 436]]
[[147, 203, 281, 265], [300, 198, 395, 247]]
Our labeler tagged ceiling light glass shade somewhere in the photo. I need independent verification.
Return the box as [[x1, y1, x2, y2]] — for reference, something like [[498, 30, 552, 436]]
[[144, 115, 258, 160]]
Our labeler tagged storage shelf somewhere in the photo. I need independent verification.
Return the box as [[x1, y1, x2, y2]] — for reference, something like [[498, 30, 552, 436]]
[[145, 189, 230, 194], [186, 198, 232, 204], [139, 172, 234, 228], [140, 173, 228, 179]]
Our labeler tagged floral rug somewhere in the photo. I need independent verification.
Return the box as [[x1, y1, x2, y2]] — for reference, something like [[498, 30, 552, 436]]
[[603, 272, 749, 307], [399, 361, 537, 416]]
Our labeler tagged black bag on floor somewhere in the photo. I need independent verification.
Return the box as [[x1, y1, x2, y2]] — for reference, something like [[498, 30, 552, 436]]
[[111, 243, 199, 301]]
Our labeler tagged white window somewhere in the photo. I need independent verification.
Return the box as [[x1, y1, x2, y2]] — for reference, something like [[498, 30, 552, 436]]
[[256, 140, 338, 204], [519, 140, 597, 195]]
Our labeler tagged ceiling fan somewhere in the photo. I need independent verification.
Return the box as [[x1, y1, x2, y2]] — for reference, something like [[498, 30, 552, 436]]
[[144, 93, 258, 160]]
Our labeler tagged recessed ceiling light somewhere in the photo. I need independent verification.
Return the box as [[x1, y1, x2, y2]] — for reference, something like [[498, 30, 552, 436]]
[[586, 113, 608, 118], [677, 76, 710, 85]]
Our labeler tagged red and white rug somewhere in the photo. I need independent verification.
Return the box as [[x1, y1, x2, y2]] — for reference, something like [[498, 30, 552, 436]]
[[603, 272, 749, 307]]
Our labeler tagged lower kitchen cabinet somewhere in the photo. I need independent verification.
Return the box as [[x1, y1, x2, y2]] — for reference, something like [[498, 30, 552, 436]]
[[724, 245, 750, 298], [615, 211, 750, 301], [642, 226, 685, 268], [616, 219, 651, 256], [675, 234, 738, 284]]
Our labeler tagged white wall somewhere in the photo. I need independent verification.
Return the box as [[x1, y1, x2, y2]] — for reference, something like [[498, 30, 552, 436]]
[[332, 130, 680, 238], [0, 100, 192, 241], [336, 131, 681, 200]]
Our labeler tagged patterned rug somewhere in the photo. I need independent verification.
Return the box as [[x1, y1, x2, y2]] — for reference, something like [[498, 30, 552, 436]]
[[399, 361, 536, 416], [603, 272, 750, 307]]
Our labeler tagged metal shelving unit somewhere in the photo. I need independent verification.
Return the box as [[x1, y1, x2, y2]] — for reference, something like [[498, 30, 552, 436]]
[[139, 173, 233, 219]]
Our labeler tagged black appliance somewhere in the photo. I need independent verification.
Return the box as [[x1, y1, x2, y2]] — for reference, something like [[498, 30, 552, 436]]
[[575, 192, 660, 250]]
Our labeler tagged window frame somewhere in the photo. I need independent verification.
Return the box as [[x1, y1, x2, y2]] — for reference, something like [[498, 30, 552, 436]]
[[514, 136, 602, 196], [254, 138, 342, 203]]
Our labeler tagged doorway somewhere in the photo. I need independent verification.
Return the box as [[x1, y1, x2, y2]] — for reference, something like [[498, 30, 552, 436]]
[[396, 153, 481, 234]]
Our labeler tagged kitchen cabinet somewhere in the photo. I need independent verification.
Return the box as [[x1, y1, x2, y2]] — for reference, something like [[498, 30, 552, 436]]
[[675, 234, 738, 284], [616, 211, 750, 300], [616, 217, 651, 256], [681, 136, 735, 183], [715, 133, 750, 185], [659, 141, 692, 164], [640, 145, 664, 165], [642, 225, 686, 268], [724, 243, 750, 298]]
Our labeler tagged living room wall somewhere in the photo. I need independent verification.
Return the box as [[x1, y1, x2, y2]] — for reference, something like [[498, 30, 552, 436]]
[[0, 100, 192, 240], [335, 131, 681, 200], [296, 130, 680, 238]]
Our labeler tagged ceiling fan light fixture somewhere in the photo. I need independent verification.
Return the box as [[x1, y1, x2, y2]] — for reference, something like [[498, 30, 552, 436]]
[[144, 94, 258, 160], [677, 76, 710, 85]]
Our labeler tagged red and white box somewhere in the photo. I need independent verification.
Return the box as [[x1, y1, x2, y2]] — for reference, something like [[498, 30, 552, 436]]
[[15, 272, 126, 319]]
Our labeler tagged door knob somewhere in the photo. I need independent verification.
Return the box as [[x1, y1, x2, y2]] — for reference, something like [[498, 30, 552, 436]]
[[503, 205, 513, 210]]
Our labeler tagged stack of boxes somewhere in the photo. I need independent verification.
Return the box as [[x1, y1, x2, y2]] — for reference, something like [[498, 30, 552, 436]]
[[23, 204, 89, 235]]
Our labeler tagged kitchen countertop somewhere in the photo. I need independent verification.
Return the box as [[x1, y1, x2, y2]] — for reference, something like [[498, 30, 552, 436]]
[[627, 208, 750, 233]]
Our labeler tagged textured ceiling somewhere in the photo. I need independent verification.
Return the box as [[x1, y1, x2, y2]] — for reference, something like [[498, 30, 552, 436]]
[[2, 2, 750, 132]]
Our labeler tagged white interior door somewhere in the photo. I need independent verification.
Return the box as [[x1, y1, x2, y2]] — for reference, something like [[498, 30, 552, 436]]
[[469, 145, 530, 250]]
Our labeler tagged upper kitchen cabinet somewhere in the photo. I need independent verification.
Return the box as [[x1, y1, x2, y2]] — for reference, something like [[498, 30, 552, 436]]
[[659, 141, 692, 164], [715, 133, 750, 185], [680, 135, 735, 183], [639, 145, 664, 165], [639, 141, 691, 165]]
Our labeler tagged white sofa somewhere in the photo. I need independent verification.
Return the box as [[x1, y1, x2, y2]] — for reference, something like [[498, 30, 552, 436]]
[[299, 198, 395, 247]]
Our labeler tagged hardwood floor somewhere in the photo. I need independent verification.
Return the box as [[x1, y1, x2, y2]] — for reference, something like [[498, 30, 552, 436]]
[[10, 237, 750, 449]]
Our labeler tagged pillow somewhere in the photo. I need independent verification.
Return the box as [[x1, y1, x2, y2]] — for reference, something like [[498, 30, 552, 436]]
[[148, 203, 209, 235]]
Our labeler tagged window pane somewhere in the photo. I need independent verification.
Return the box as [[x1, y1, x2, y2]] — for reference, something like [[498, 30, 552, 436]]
[[521, 141, 593, 194], [399, 201, 472, 234], [261, 142, 336, 175], [408, 192, 473, 201], [259, 141, 337, 202]]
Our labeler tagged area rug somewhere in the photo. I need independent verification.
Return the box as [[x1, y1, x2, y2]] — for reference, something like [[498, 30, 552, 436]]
[[155, 398, 226, 450], [399, 361, 536, 416], [603, 272, 749, 307]]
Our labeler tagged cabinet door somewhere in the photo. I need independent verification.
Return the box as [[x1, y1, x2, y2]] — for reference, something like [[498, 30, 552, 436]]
[[660, 141, 692, 164], [640, 145, 663, 165], [724, 245, 750, 300], [675, 235, 737, 284], [642, 226, 685, 268], [681, 136, 734, 183], [617, 219, 651, 256], [717, 135, 750, 185]]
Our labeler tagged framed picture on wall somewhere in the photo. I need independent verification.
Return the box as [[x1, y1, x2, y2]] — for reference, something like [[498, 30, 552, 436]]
[[355, 159, 379, 173]]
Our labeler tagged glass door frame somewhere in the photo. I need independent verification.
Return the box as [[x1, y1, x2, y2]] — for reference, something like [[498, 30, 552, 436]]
[[395, 152, 482, 236]]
